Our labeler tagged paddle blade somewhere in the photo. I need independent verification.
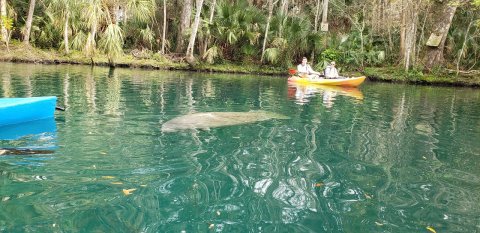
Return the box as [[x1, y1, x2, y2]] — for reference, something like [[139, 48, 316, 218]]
[[288, 69, 297, 75]]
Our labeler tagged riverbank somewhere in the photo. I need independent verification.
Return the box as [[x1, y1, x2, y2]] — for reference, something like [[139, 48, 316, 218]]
[[1, 44, 479, 87], [0, 44, 284, 75], [364, 67, 480, 88]]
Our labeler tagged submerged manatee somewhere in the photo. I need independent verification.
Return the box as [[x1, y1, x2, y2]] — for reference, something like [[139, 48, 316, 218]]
[[161, 111, 289, 132]]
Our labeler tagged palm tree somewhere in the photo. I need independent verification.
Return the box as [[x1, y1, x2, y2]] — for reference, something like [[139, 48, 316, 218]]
[[82, 0, 155, 62], [48, 0, 78, 54], [84, 0, 103, 57]]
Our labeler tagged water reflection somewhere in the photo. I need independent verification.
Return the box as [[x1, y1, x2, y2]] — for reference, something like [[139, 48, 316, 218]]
[[287, 83, 363, 107], [2, 73, 12, 97]]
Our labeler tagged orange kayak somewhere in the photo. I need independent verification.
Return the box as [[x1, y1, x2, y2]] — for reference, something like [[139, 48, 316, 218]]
[[288, 76, 366, 87]]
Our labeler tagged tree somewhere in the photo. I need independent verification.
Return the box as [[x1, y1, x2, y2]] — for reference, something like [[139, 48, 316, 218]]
[[186, 0, 204, 61], [161, 0, 167, 54], [48, 0, 76, 54], [423, 0, 459, 70], [84, 0, 102, 57], [176, 0, 192, 53], [260, 0, 274, 63], [0, 0, 7, 43], [23, 0, 36, 44]]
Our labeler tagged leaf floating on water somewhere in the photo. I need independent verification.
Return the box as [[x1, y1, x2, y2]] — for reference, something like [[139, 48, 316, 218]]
[[426, 226, 437, 233], [315, 183, 323, 187], [102, 176, 115, 179], [365, 193, 372, 199], [374, 221, 384, 226], [122, 188, 137, 195], [111, 182, 123, 185]]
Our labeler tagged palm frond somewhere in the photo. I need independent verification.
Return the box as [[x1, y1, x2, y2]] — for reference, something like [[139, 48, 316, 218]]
[[126, 0, 156, 23], [99, 23, 124, 59], [203, 45, 221, 64], [264, 47, 280, 64]]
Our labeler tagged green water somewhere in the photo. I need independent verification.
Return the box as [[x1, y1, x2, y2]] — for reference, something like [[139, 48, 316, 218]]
[[1, 62, 479, 232]]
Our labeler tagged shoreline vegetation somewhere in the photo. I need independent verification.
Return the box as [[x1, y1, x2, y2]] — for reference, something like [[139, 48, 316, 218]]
[[2, 44, 479, 88]]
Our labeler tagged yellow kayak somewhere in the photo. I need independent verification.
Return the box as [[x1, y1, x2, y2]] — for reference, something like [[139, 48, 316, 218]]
[[288, 76, 366, 87]]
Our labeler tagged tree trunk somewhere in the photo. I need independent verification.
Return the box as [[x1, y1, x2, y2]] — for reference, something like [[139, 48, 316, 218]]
[[321, 0, 329, 24], [402, 0, 418, 71], [64, 11, 69, 54], [85, 21, 97, 57], [186, 0, 204, 61], [161, 0, 167, 54], [280, 0, 289, 15], [261, 0, 274, 63], [23, 0, 36, 44], [1, 0, 7, 43], [313, 0, 321, 32], [399, 0, 406, 61], [311, 0, 322, 62], [456, 20, 473, 74], [423, 0, 458, 70], [176, 0, 192, 53], [202, 0, 216, 56]]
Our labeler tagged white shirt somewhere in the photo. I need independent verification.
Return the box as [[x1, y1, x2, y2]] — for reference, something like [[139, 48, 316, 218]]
[[297, 64, 315, 74], [324, 65, 338, 78]]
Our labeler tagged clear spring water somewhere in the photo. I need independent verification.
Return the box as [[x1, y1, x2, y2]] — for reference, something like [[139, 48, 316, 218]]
[[1, 62, 479, 232]]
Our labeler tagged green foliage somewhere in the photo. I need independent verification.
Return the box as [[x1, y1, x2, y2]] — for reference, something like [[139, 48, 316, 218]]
[[264, 47, 280, 64], [139, 25, 155, 49], [2, 0, 479, 71], [203, 45, 221, 64], [126, 0, 156, 23], [211, 0, 264, 60], [404, 68, 424, 80], [71, 31, 87, 51], [99, 23, 124, 60], [0, 16, 14, 50], [0, 16, 14, 31], [320, 48, 339, 62]]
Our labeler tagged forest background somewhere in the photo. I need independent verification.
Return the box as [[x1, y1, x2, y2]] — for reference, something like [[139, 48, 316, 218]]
[[1, 0, 480, 85]]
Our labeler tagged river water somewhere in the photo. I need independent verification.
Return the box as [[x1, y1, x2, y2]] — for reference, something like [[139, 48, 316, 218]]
[[0, 62, 479, 232]]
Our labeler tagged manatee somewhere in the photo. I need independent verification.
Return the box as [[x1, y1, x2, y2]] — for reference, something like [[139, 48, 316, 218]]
[[161, 111, 289, 132]]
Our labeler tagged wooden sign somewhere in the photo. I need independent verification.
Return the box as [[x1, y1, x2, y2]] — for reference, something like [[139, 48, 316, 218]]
[[426, 33, 442, 47], [321, 23, 329, 32]]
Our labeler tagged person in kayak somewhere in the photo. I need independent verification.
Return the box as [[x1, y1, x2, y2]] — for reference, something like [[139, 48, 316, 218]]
[[324, 61, 339, 79], [297, 57, 322, 79]]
